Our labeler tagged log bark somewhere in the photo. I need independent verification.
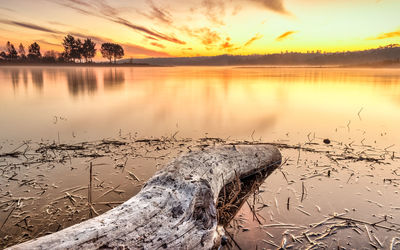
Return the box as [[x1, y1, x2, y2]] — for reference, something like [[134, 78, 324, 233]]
[[9, 144, 281, 250]]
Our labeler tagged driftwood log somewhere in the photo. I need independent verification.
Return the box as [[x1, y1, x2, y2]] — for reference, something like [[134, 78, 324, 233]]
[[10, 144, 281, 249]]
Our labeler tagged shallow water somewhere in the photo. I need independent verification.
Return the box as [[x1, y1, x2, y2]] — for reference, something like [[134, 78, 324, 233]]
[[0, 66, 400, 248]]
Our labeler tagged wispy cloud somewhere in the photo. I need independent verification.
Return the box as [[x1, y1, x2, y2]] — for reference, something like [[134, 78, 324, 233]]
[[113, 17, 185, 44], [370, 29, 400, 40], [0, 19, 63, 34], [181, 27, 221, 46], [53, 0, 185, 45], [251, 0, 291, 15], [276, 31, 296, 41], [202, 0, 226, 25], [244, 33, 263, 46], [146, 0, 173, 24], [36, 39, 63, 48], [145, 36, 158, 41], [0, 7, 15, 12], [150, 42, 166, 49], [200, 28, 221, 45]]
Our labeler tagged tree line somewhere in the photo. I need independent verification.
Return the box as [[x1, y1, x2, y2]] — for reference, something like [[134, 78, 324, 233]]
[[0, 35, 124, 64]]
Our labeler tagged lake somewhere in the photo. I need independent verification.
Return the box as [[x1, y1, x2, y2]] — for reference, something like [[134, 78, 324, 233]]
[[0, 66, 399, 248], [1, 66, 400, 147]]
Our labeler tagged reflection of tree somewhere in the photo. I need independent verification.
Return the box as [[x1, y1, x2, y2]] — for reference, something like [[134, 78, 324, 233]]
[[31, 69, 44, 91], [103, 69, 125, 90], [22, 69, 28, 86], [10, 69, 19, 89], [67, 69, 98, 96]]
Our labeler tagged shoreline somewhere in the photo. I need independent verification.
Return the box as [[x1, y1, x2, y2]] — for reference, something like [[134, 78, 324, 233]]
[[0, 62, 165, 67], [1, 63, 399, 68]]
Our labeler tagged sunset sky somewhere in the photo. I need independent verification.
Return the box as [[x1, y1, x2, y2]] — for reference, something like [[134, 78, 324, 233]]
[[0, 0, 399, 59]]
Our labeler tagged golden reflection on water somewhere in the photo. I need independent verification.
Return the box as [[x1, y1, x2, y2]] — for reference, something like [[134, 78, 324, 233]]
[[0, 66, 399, 150]]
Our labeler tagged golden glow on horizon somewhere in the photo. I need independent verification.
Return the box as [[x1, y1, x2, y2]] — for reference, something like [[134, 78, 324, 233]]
[[0, 0, 399, 59]]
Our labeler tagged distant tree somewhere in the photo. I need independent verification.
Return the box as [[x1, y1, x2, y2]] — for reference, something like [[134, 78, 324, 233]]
[[6, 41, 18, 60], [74, 38, 83, 63], [0, 51, 6, 60], [82, 38, 96, 63], [18, 43, 26, 60], [62, 35, 82, 62], [100, 43, 114, 63], [62, 35, 74, 61], [42, 50, 58, 63], [28, 42, 41, 60], [59, 52, 69, 63], [100, 43, 124, 63], [112, 44, 124, 63]]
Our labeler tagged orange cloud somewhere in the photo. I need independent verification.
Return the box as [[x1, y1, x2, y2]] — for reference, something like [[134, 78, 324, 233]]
[[276, 31, 296, 41], [220, 37, 234, 50], [150, 42, 166, 49], [244, 34, 263, 46], [182, 27, 221, 46], [200, 28, 221, 45], [370, 29, 400, 40]]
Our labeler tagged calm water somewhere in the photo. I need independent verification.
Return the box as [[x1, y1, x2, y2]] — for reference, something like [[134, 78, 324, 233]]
[[1, 66, 400, 150], [1, 66, 400, 248]]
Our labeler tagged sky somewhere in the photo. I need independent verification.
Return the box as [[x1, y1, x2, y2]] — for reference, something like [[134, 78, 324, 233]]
[[0, 0, 399, 59]]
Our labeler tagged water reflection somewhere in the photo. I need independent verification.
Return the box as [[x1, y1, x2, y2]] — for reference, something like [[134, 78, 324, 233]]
[[66, 69, 98, 96], [31, 69, 44, 91], [22, 69, 28, 86], [0, 66, 399, 145], [10, 69, 19, 89], [103, 68, 125, 90]]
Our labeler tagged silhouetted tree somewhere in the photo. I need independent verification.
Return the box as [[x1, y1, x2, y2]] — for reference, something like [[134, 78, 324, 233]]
[[112, 44, 124, 63], [101, 43, 124, 63], [28, 42, 41, 60], [43, 50, 58, 63], [6, 41, 18, 60], [62, 35, 81, 62], [62, 35, 74, 61], [0, 51, 6, 61], [75, 38, 83, 63], [101, 43, 114, 63], [18, 43, 26, 60], [59, 52, 69, 62], [82, 38, 96, 63]]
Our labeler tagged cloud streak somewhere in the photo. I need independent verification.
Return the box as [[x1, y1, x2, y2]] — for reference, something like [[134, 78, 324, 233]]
[[0, 19, 63, 34], [113, 17, 185, 44], [276, 31, 296, 41], [370, 29, 400, 40], [53, 0, 185, 45], [244, 34, 263, 46], [150, 42, 166, 49], [146, 1, 173, 24]]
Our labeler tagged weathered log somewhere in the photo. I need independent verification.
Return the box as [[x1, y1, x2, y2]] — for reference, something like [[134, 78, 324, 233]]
[[10, 145, 281, 250]]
